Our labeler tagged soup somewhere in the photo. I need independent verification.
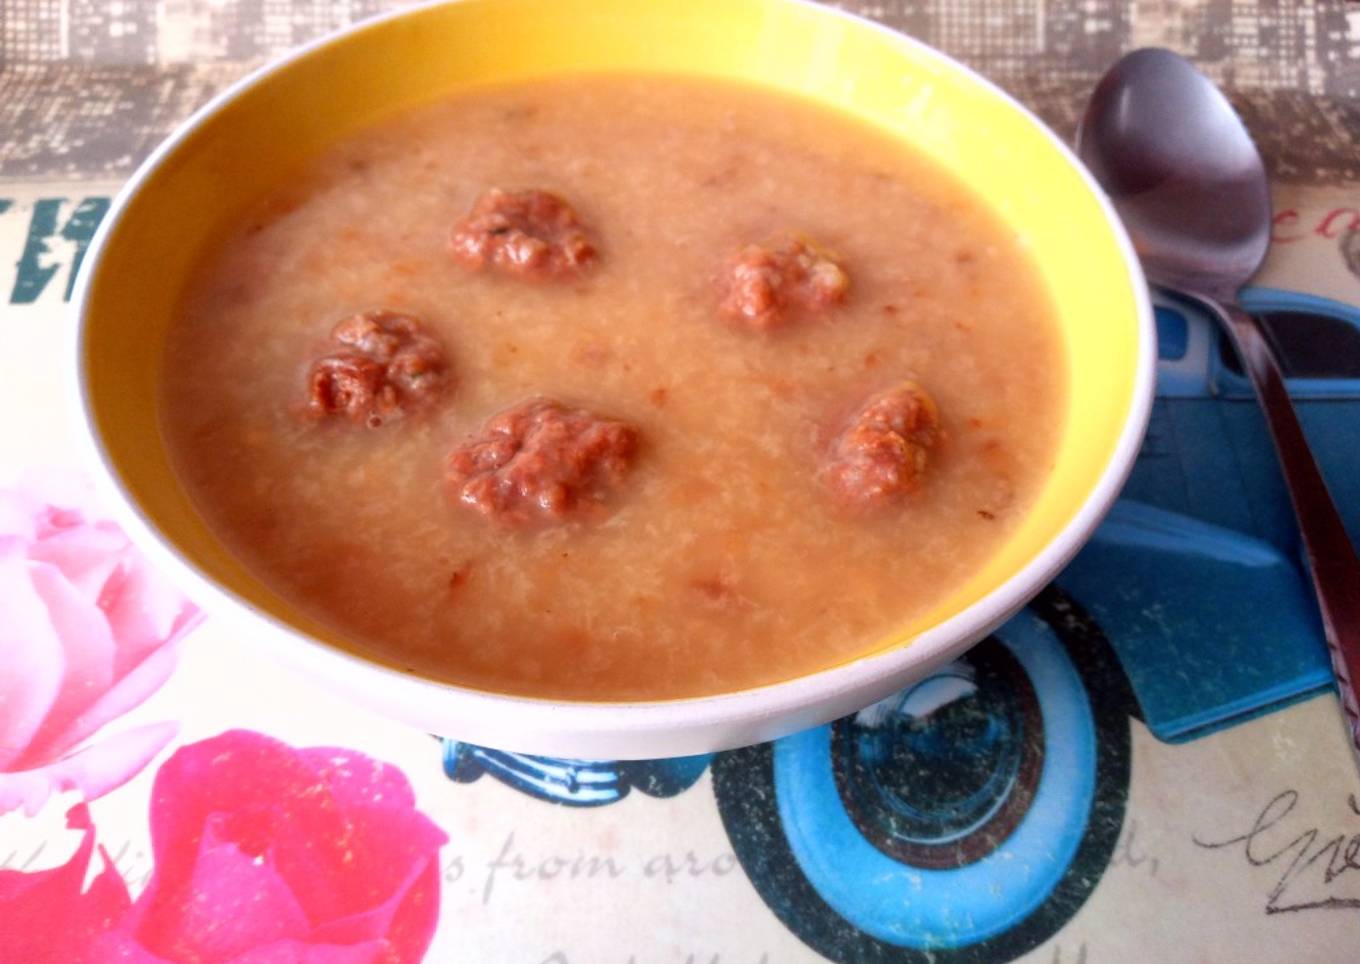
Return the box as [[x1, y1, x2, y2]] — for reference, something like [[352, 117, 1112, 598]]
[[160, 74, 1066, 701]]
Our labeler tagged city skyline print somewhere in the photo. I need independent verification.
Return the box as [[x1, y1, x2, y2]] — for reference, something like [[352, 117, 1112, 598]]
[[1, 0, 1358, 183]]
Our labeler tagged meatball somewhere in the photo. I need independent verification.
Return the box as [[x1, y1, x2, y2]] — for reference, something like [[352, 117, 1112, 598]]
[[447, 398, 639, 526], [449, 188, 596, 279], [719, 235, 849, 330], [306, 309, 448, 427], [821, 381, 942, 509]]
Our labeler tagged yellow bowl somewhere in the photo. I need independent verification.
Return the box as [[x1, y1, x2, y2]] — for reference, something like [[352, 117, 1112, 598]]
[[74, 0, 1153, 757]]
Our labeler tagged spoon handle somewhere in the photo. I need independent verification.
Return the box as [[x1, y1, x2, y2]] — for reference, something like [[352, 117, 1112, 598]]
[[1198, 294, 1360, 759]]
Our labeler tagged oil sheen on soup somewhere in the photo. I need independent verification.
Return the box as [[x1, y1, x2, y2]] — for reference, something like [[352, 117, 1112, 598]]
[[160, 75, 1066, 701]]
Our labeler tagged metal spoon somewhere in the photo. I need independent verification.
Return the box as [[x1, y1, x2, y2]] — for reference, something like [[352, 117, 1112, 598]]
[[1077, 47, 1360, 763]]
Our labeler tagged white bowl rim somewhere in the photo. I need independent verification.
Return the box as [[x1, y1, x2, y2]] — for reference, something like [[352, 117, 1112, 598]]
[[71, 0, 1155, 760]]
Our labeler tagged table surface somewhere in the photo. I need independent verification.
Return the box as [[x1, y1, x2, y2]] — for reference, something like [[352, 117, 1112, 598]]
[[3, 2, 1360, 962]]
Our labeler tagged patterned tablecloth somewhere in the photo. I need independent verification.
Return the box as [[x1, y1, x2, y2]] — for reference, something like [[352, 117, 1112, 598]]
[[3, 2, 1360, 961]]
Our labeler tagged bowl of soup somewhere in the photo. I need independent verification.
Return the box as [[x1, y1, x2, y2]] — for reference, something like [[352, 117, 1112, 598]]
[[73, 0, 1153, 758]]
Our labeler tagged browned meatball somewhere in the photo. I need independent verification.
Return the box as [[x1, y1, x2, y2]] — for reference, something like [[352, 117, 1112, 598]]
[[719, 235, 849, 330], [306, 309, 448, 427], [821, 381, 942, 509], [449, 188, 596, 279], [447, 398, 639, 526]]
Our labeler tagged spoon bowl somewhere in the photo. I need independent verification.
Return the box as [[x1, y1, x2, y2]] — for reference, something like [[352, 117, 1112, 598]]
[[1078, 47, 1271, 297]]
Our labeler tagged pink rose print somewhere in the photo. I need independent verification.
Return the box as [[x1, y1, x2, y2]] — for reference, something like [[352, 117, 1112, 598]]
[[0, 471, 200, 816], [94, 729, 448, 963], [0, 803, 132, 962]]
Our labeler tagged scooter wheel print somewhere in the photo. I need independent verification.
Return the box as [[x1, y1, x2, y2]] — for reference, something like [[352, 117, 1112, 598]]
[[712, 588, 1133, 962]]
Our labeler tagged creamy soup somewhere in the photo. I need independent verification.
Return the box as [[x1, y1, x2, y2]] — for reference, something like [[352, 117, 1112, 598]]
[[161, 75, 1066, 701]]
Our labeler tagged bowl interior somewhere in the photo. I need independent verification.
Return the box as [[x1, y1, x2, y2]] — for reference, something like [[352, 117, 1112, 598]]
[[79, 0, 1145, 700]]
